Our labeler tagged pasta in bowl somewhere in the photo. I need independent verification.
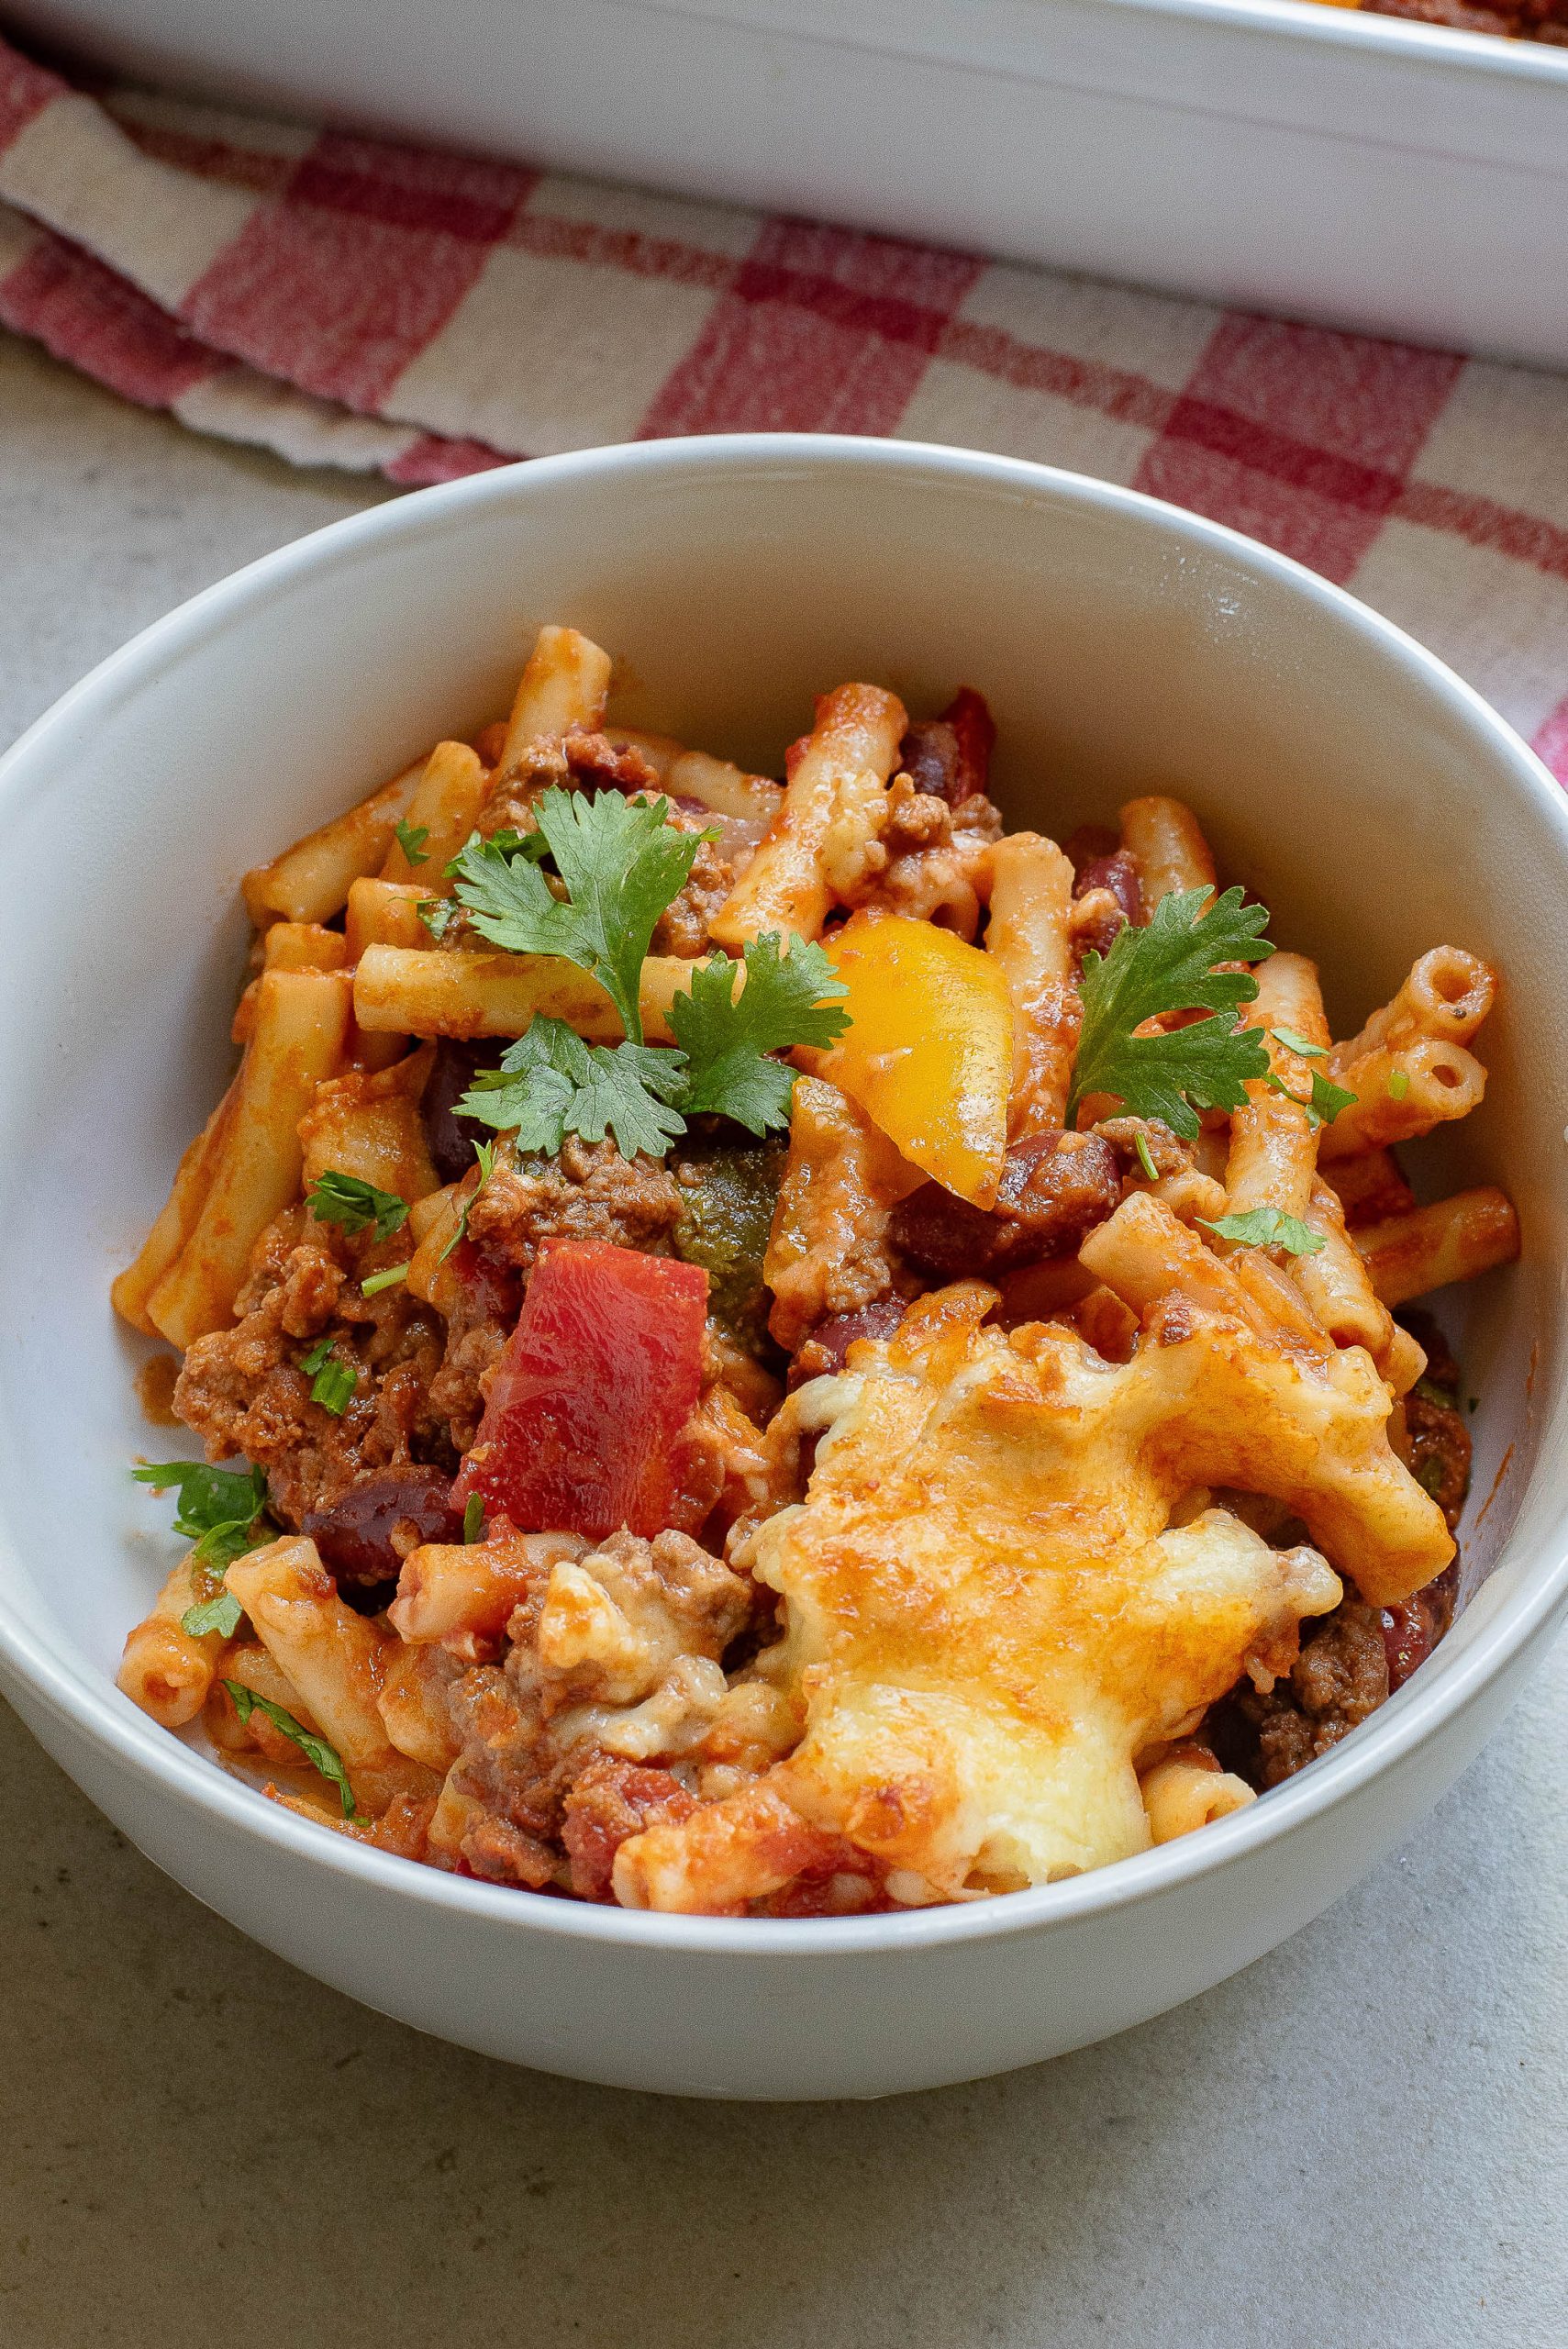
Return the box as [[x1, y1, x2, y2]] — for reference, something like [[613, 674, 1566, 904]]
[[114, 617, 1518, 1919]]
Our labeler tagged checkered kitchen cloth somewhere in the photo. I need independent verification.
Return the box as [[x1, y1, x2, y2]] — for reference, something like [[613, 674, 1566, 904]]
[[3, 30, 1566, 774]]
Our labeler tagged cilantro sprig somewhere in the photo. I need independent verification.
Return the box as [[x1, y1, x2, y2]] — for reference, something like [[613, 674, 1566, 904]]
[[1067, 885, 1275, 1139], [445, 795, 849, 1161], [306, 1170, 409, 1243], [459, 936, 850, 1159], [394, 818, 430, 866], [670, 934, 851, 1130], [462, 1019, 688, 1161], [132, 1459, 271, 1640], [450, 789, 712, 1043], [1199, 1208, 1326, 1259], [222, 1681, 356, 1817]]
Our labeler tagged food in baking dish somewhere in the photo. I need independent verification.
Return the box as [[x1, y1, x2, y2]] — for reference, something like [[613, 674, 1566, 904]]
[[116, 623, 1518, 1914]]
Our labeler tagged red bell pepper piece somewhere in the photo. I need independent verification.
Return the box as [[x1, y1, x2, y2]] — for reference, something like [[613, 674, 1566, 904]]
[[452, 1241, 708, 1542]]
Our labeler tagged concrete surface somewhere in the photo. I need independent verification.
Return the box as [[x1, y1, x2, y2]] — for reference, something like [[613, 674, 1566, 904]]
[[0, 330, 1563, 2349]]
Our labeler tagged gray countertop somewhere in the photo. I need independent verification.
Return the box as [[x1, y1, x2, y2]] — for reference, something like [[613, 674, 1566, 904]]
[[1, 329, 1563, 2349]]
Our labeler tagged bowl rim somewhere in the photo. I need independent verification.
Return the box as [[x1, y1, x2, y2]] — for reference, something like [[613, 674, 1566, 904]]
[[3, 429, 1566, 1959]]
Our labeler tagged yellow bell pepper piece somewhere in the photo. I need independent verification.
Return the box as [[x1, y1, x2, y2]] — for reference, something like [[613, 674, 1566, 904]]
[[816, 912, 1014, 1208]]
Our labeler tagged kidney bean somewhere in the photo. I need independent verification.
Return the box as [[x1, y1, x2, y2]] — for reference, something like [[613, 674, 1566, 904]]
[[304, 1467, 464, 1585], [423, 1037, 504, 1184], [892, 1131, 1121, 1281]]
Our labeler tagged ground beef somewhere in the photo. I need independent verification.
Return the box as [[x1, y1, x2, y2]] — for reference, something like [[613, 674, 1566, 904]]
[[1403, 1390, 1473, 1526], [562, 729, 661, 796], [464, 1136, 684, 1274], [891, 1131, 1121, 1280], [1394, 1310, 1473, 1531], [439, 1530, 754, 1887], [561, 1759, 697, 1901], [1229, 1598, 1392, 1789], [172, 1208, 449, 1526], [651, 826, 737, 957], [425, 1254, 517, 1455]]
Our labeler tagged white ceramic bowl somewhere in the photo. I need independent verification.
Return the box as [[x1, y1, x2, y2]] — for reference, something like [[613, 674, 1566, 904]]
[[0, 437, 1563, 2101]]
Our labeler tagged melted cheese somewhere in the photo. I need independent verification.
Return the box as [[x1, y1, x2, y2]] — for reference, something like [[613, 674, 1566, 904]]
[[615, 1274, 1451, 1910]]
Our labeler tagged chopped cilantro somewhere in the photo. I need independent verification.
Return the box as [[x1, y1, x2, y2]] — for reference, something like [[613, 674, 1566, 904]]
[[1307, 1070, 1358, 1128], [182, 1587, 244, 1640], [360, 1264, 409, 1297], [1066, 885, 1274, 1139], [417, 896, 458, 941], [449, 788, 713, 1044], [1262, 1067, 1358, 1131], [222, 1681, 356, 1816], [300, 1337, 356, 1415], [1199, 1207, 1326, 1258], [1388, 1068, 1411, 1103], [1133, 1130, 1159, 1183], [394, 818, 430, 866], [438, 1140, 497, 1265], [462, 1492, 486, 1543], [1271, 1026, 1329, 1059], [132, 1459, 269, 1572], [306, 1169, 409, 1242]]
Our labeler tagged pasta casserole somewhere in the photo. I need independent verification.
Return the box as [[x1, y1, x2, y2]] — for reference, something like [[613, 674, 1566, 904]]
[[115, 623, 1518, 1916]]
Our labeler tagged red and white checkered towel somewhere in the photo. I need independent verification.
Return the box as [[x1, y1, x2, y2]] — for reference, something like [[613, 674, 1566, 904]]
[[3, 31, 1566, 773]]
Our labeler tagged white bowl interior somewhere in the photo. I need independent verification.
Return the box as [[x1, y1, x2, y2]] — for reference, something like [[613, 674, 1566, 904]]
[[0, 439, 1562, 1807]]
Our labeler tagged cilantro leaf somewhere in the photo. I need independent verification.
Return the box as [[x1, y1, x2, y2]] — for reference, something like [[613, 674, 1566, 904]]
[[394, 818, 430, 866], [669, 935, 851, 1136], [1271, 1025, 1328, 1060], [222, 1681, 356, 1817], [1199, 1208, 1326, 1258], [1067, 885, 1275, 1138], [306, 1169, 409, 1242], [417, 896, 458, 941], [460, 1016, 688, 1161], [299, 1337, 356, 1415], [182, 1587, 244, 1640], [132, 1459, 269, 1572], [450, 789, 710, 1041], [437, 1139, 497, 1265], [1262, 1067, 1359, 1131], [1307, 1070, 1357, 1128]]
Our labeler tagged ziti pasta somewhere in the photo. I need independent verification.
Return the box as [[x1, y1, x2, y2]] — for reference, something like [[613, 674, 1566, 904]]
[[117, 625, 1518, 1914]]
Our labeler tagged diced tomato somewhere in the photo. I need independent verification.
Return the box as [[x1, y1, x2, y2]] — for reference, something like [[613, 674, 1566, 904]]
[[940, 686, 995, 802], [452, 1241, 708, 1542]]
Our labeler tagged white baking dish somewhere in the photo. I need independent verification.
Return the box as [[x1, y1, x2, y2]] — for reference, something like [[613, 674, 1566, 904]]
[[6, 0, 1568, 367]]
